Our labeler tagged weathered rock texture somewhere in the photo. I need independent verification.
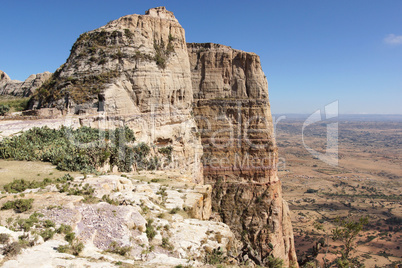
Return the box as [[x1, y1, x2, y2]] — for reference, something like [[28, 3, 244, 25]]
[[189, 43, 298, 266], [0, 70, 52, 97], [19, 7, 297, 266], [29, 7, 203, 182], [0, 173, 234, 267]]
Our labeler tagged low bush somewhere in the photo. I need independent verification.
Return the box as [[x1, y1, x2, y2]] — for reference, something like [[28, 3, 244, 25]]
[[65, 232, 75, 243], [267, 255, 284, 268], [1, 198, 34, 213], [306, 188, 318, 193], [40, 228, 55, 241], [145, 219, 156, 240], [169, 207, 181, 214], [3, 241, 22, 256], [0, 126, 164, 173], [16, 213, 41, 231], [43, 219, 55, 228], [0, 104, 10, 115], [161, 237, 173, 250], [57, 238, 84, 256], [106, 241, 132, 256], [158, 145, 173, 161], [101, 194, 119, 206], [57, 224, 73, 234]]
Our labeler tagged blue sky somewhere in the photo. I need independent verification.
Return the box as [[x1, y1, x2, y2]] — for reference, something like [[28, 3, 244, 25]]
[[1, 0, 401, 114]]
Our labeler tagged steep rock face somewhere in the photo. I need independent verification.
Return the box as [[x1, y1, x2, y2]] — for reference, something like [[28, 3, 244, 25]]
[[0, 70, 52, 97], [31, 6, 191, 115], [189, 43, 298, 266], [30, 7, 203, 181], [22, 7, 297, 266]]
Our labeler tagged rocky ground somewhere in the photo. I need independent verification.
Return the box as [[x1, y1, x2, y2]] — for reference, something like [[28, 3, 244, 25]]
[[0, 171, 239, 267]]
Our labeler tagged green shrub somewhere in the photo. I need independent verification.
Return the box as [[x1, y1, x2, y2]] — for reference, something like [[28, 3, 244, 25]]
[[82, 195, 99, 204], [1, 198, 34, 213], [0, 104, 10, 115], [267, 255, 284, 268], [3, 179, 34, 193], [169, 207, 181, 214], [153, 37, 174, 69], [124, 29, 133, 39], [145, 219, 156, 240], [71, 241, 84, 255], [40, 228, 55, 241], [161, 237, 173, 250], [43, 219, 55, 228], [57, 239, 84, 256], [106, 241, 132, 256], [0, 126, 167, 173], [306, 188, 318, 193], [102, 194, 119, 206], [65, 232, 75, 243], [57, 244, 69, 253], [2, 177, 65, 193], [158, 146, 173, 161], [57, 224, 73, 234]]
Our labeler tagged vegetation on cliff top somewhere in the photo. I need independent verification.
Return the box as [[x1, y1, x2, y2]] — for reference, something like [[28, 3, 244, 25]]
[[32, 68, 119, 107], [0, 126, 172, 173], [32, 29, 176, 108]]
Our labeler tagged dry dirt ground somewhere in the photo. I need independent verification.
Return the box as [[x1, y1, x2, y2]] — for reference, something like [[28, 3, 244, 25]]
[[0, 160, 81, 186], [276, 116, 402, 267]]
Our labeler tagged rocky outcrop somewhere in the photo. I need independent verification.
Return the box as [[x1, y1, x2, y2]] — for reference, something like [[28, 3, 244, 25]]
[[0, 70, 52, 97], [30, 6, 191, 115], [12, 7, 298, 266], [0, 70, 11, 85], [189, 43, 298, 266], [28, 7, 203, 182], [0, 173, 235, 267]]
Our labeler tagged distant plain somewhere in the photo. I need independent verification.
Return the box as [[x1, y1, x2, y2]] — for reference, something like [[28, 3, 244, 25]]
[[276, 115, 402, 267]]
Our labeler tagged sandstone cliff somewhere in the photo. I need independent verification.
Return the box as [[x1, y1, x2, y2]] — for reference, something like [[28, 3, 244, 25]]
[[30, 7, 203, 182], [189, 43, 298, 266], [0, 70, 52, 97], [24, 7, 297, 266]]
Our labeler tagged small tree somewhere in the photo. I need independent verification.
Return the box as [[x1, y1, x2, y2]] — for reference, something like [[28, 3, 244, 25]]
[[331, 216, 368, 267], [267, 255, 284, 268]]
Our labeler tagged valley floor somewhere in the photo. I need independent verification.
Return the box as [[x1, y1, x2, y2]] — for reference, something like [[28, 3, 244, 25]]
[[277, 118, 402, 267]]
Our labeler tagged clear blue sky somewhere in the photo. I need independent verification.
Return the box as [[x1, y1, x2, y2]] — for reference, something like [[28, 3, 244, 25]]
[[1, 0, 401, 114]]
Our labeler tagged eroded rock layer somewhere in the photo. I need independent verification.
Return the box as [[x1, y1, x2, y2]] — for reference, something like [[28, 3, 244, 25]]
[[22, 7, 297, 266], [189, 43, 297, 266], [0, 70, 52, 97], [29, 7, 203, 181]]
